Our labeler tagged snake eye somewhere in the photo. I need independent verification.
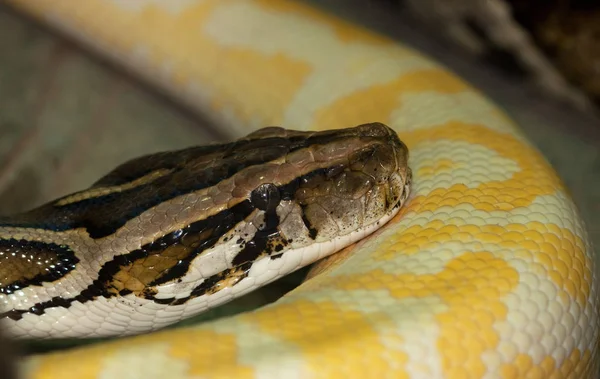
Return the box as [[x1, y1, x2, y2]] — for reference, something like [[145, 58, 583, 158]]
[[250, 183, 281, 212]]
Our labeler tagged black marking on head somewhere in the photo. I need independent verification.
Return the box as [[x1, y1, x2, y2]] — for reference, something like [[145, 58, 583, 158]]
[[146, 202, 254, 287], [148, 261, 254, 306], [299, 205, 318, 240], [0, 240, 79, 295], [231, 205, 283, 267]]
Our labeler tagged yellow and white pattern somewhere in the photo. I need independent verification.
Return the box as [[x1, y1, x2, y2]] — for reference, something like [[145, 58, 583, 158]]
[[5, 0, 599, 378]]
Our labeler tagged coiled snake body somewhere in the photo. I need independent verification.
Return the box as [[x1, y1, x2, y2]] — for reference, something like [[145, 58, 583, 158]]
[[2, 0, 600, 378]]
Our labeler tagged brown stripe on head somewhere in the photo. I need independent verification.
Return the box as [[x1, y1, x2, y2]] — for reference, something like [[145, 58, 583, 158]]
[[55, 169, 174, 206]]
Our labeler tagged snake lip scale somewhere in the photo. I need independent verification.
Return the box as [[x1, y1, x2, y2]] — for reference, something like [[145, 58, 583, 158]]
[[0, 122, 412, 340]]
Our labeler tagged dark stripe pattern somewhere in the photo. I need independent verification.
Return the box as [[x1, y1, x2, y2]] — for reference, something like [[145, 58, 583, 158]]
[[0, 239, 79, 295]]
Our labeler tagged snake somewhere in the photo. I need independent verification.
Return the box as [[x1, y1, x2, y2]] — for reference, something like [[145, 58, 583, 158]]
[[1, 122, 412, 338], [2, 0, 600, 378]]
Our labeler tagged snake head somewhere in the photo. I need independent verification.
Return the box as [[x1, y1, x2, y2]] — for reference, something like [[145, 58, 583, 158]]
[[265, 122, 411, 245]]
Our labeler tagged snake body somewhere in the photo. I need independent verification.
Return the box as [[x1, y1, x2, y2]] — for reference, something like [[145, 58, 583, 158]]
[[3, 0, 600, 378]]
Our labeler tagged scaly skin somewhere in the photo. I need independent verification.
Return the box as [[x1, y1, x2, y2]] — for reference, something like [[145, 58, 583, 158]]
[[4, 0, 600, 378], [0, 123, 411, 339]]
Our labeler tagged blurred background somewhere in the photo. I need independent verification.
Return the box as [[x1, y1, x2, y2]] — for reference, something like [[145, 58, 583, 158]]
[[0, 1, 598, 264]]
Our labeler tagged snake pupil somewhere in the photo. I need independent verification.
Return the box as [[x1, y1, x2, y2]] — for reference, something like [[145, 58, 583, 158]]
[[250, 183, 281, 212]]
